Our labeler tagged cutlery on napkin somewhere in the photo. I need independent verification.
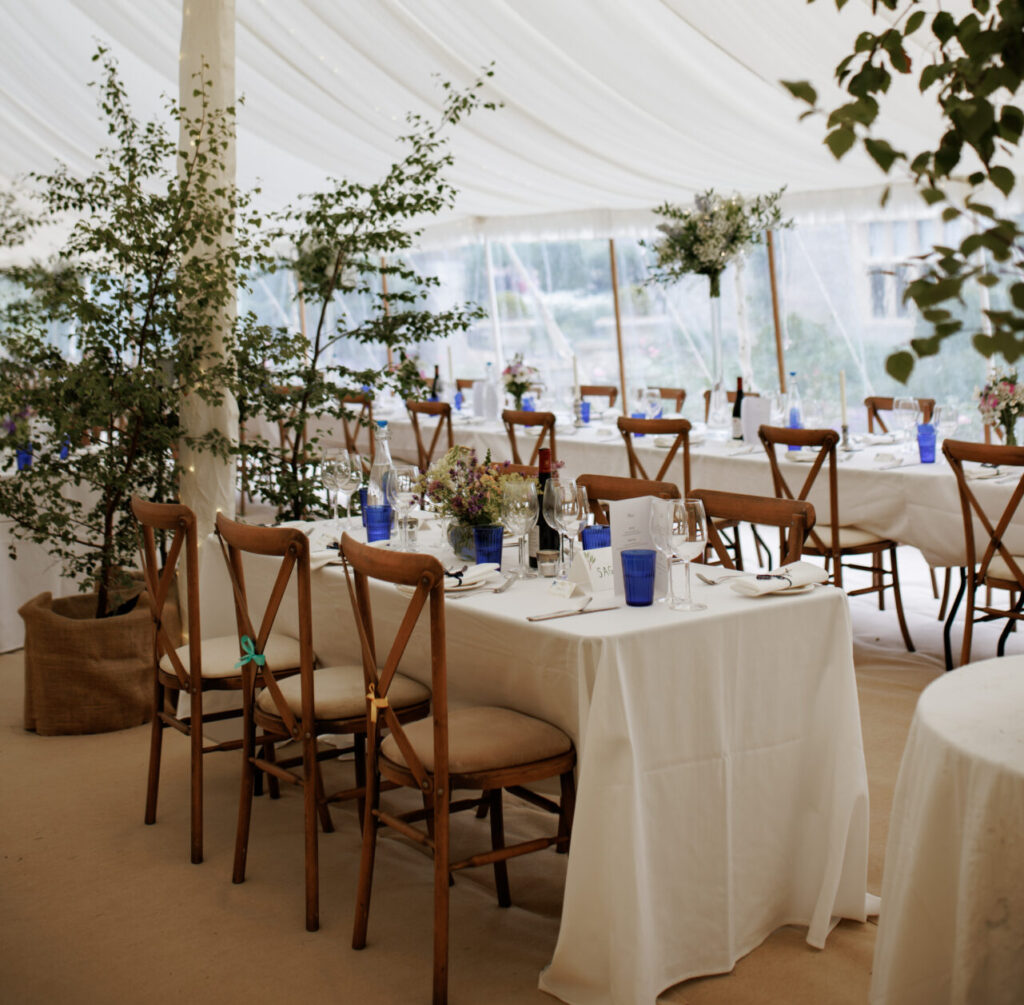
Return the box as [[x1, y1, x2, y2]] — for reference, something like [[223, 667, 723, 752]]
[[728, 561, 828, 596]]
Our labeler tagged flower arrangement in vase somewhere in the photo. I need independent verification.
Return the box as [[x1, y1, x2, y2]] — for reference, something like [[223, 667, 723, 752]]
[[418, 445, 533, 559], [502, 353, 539, 409], [978, 368, 1024, 445]]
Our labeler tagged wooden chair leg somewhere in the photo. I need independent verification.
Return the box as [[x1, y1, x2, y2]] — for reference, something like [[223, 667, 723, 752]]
[[303, 734, 319, 933], [433, 782, 451, 1005], [937, 567, 952, 621], [557, 770, 576, 854], [476, 788, 491, 819], [928, 565, 939, 600], [353, 734, 366, 831], [314, 759, 334, 835], [144, 677, 165, 827], [889, 545, 915, 652], [233, 674, 257, 885], [190, 688, 204, 865], [960, 580, 977, 668], [489, 789, 511, 908], [352, 742, 382, 950]]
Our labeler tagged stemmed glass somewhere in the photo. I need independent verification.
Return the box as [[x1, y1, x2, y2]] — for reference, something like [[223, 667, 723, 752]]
[[649, 498, 677, 607], [669, 498, 708, 612], [644, 387, 662, 419], [892, 397, 920, 454], [339, 451, 363, 530], [544, 478, 585, 580], [500, 480, 539, 578], [321, 451, 345, 536], [388, 463, 419, 551]]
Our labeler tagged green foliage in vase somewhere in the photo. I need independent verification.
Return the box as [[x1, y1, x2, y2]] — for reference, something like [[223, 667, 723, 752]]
[[240, 71, 498, 521], [783, 0, 1024, 381], [0, 49, 264, 617], [646, 189, 790, 297]]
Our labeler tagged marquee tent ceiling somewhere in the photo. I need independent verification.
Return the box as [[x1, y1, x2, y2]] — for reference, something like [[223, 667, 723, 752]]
[[0, 0, 1002, 244]]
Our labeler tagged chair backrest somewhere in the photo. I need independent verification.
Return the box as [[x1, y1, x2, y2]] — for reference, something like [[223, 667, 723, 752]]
[[703, 388, 760, 421], [617, 416, 691, 491], [455, 378, 476, 391], [864, 396, 935, 433], [657, 387, 686, 412], [504, 463, 539, 477], [942, 439, 1024, 589], [214, 515, 316, 741], [502, 409, 557, 466], [340, 394, 375, 465], [759, 425, 841, 579], [689, 488, 815, 569], [576, 473, 681, 525], [579, 384, 618, 407], [131, 496, 199, 692], [339, 533, 447, 793], [405, 400, 453, 470]]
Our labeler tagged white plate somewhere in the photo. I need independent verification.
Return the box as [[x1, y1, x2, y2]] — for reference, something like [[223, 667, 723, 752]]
[[788, 450, 820, 463]]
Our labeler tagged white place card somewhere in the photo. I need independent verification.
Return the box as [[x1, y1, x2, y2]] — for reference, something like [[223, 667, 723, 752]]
[[569, 545, 615, 597], [608, 497, 666, 600]]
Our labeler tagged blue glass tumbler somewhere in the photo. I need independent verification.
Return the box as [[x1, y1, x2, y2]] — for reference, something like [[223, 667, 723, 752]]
[[581, 524, 611, 550], [365, 505, 392, 543], [473, 524, 503, 568], [579, 400, 591, 424], [630, 411, 646, 436], [621, 549, 656, 606], [359, 487, 368, 526], [917, 423, 936, 464]]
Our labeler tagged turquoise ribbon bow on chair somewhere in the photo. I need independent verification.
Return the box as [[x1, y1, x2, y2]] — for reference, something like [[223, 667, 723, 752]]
[[234, 635, 266, 669]]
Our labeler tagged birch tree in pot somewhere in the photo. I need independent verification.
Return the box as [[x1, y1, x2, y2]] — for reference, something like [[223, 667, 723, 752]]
[[238, 71, 496, 522], [0, 51, 263, 734]]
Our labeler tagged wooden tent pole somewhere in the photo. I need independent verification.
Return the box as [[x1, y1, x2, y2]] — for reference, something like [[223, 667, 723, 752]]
[[609, 239, 627, 407], [766, 230, 786, 393]]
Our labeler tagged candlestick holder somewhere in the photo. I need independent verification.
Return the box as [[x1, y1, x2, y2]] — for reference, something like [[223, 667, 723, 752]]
[[841, 424, 853, 451], [573, 395, 586, 428]]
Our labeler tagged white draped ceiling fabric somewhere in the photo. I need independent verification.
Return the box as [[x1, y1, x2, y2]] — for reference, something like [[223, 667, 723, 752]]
[[0, 0, 987, 248]]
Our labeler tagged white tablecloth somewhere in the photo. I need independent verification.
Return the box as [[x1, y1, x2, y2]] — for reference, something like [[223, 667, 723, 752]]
[[374, 412, 1023, 570], [870, 657, 1024, 1005], [197, 524, 871, 1004]]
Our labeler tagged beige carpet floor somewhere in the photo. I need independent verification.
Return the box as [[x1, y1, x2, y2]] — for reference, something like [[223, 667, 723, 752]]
[[1, 548, 1017, 1004]]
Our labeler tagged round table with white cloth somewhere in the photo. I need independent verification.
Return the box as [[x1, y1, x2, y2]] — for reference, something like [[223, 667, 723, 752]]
[[870, 657, 1024, 1004]]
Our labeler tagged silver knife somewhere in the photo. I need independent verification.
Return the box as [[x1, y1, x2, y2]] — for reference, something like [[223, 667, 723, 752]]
[[527, 604, 620, 622]]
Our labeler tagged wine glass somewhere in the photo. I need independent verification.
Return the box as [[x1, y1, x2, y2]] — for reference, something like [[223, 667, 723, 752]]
[[551, 479, 585, 579], [892, 397, 919, 453], [644, 387, 662, 420], [501, 479, 539, 578], [339, 451, 363, 530], [669, 499, 708, 612], [388, 463, 419, 551], [649, 498, 677, 607], [321, 450, 345, 535]]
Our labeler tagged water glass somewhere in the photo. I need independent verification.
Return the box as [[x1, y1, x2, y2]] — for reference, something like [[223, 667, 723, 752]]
[[388, 463, 419, 551], [473, 524, 504, 567], [579, 400, 591, 424], [340, 452, 363, 529], [917, 423, 937, 463], [581, 524, 610, 550], [321, 451, 345, 533], [501, 479, 539, 578], [365, 504, 393, 543], [649, 498, 677, 606], [893, 397, 920, 454], [621, 549, 656, 606]]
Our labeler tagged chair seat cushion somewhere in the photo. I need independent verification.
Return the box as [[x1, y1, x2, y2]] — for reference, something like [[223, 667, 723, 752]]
[[807, 524, 885, 550], [380, 706, 572, 775], [160, 633, 302, 680], [986, 554, 1024, 584], [256, 665, 430, 721]]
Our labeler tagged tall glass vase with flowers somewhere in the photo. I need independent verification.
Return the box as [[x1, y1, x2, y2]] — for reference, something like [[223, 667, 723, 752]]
[[978, 368, 1024, 446]]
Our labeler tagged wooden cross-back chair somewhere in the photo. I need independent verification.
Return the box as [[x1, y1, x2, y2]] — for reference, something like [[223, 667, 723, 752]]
[[340, 394, 376, 469], [405, 399, 453, 470], [657, 386, 687, 412], [503, 463, 539, 477], [215, 514, 430, 932], [941, 439, 1024, 669], [341, 534, 576, 1005], [864, 395, 935, 433], [131, 496, 303, 865], [703, 388, 759, 421], [576, 473, 681, 526], [502, 408, 557, 466], [579, 384, 618, 407], [759, 425, 914, 651], [689, 489, 815, 569], [617, 416, 691, 492], [455, 377, 476, 391]]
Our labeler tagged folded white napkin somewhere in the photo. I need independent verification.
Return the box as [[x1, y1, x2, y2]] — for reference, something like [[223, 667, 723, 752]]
[[864, 433, 898, 446], [728, 561, 829, 597], [278, 520, 340, 570], [965, 465, 1001, 480]]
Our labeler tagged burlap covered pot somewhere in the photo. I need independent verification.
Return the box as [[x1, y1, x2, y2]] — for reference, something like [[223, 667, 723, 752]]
[[20, 586, 161, 735]]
